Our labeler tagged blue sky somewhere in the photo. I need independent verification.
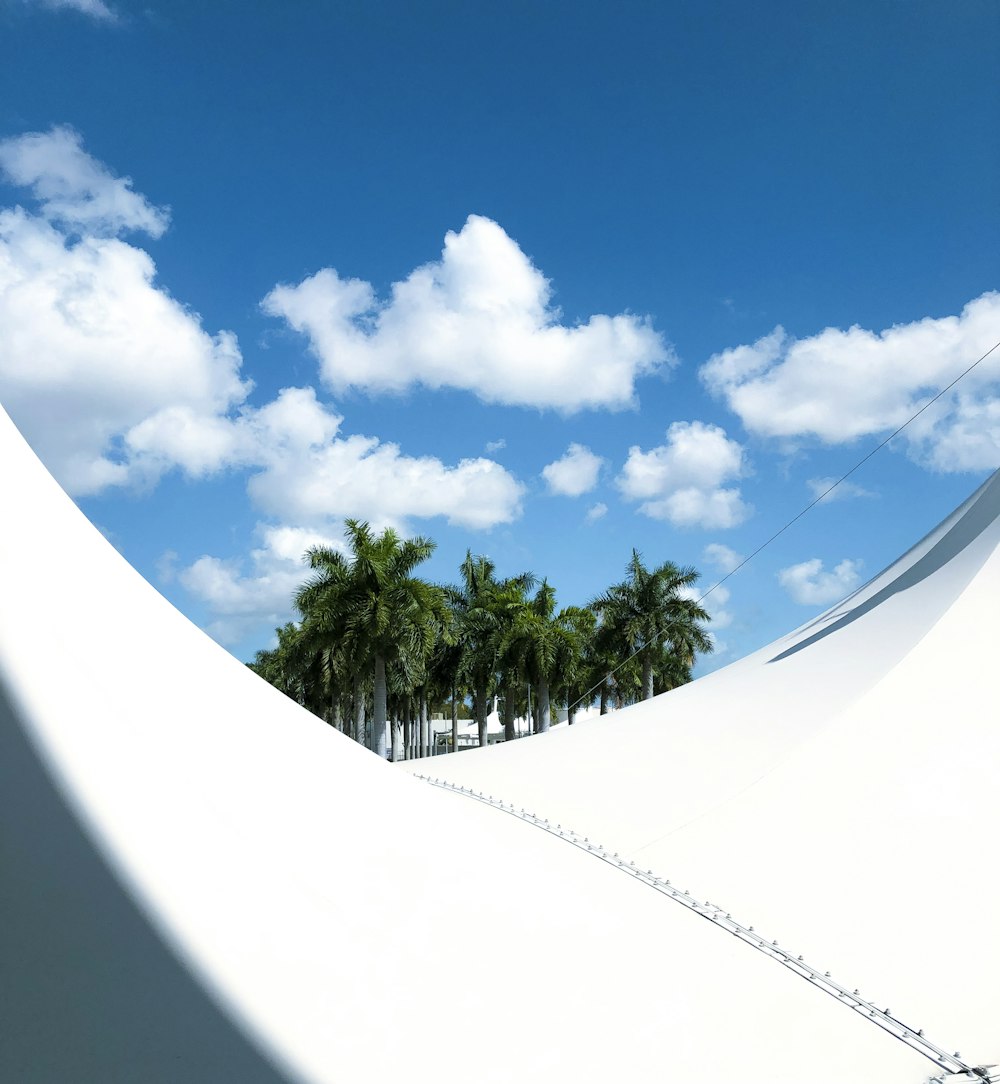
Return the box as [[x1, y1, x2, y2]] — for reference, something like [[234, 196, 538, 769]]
[[1, 0, 998, 671]]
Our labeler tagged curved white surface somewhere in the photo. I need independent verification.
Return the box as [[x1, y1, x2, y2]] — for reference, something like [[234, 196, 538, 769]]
[[1, 400, 997, 1084]]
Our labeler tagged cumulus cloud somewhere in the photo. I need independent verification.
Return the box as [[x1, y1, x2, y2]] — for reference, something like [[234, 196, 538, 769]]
[[0, 127, 166, 236], [167, 388, 520, 643], [777, 558, 863, 606], [179, 524, 345, 647], [123, 386, 525, 530], [806, 476, 875, 503], [155, 549, 179, 584], [242, 388, 524, 531], [28, 0, 116, 20], [0, 127, 243, 494], [700, 294, 1000, 471], [262, 214, 671, 412], [617, 420, 751, 529], [0, 129, 525, 533], [541, 442, 604, 496], [178, 396, 526, 643], [709, 589, 733, 630], [0, 129, 533, 660], [585, 502, 608, 523], [679, 582, 733, 637], [703, 542, 743, 574], [0, 206, 248, 493]]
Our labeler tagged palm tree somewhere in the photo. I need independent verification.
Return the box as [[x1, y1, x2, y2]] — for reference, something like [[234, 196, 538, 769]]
[[294, 524, 444, 758], [504, 581, 577, 734], [295, 547, 366, 742], [386, 657, 421, 762], [557, 605, 597, 725], [389, 625, 436, 760], [451, 553, 499, 747], [592, 551, 712, 702], [491, 579, 534, 741], [451, 552, 534, 747], [337, 520, 444, 759], [248, 622, 301, 700], [414, 603, 455, 758], [426, 608, 462, 755]]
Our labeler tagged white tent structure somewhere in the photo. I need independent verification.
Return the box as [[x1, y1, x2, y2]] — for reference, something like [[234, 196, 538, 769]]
[[1, 399, 997, 1084]]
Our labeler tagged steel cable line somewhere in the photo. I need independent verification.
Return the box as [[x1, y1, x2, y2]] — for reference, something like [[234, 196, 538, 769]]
[[570, 336, 1000, 715], [416, 773, 998, 1081]]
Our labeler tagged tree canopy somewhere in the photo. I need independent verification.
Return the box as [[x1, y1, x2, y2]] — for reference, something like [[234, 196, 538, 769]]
[[248, 528, 713, 760]]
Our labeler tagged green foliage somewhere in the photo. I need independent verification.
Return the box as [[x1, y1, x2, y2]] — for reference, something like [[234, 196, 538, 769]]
[[591, 550, 712, 702], [248, 534, 712, 753]]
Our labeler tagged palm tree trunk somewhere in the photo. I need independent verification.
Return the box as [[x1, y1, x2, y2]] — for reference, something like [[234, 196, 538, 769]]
[[567, 698, 577, 726], [642, 653, 654, 700], [373, 655, 387, 758], [475, 683, 488, 747], [353, 674, 367, 747], [537, 680, 550, 733], [451, 679, 458, 754], [600, 679, 608, 715], [420, 687, 429, 758], [403, 713, 411, 761], [502, 675, 516, 742]]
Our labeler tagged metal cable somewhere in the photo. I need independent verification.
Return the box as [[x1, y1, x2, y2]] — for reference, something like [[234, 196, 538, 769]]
[[570, 337, 1000, 715], [416, 773, 996, 1081]]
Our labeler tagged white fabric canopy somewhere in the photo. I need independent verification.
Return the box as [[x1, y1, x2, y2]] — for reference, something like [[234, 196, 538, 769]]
[[1, 401, 996, 1083]]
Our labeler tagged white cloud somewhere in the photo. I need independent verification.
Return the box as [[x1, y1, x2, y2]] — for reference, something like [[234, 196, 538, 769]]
[[0, 127, 165, 236], [0, 204, 248, 494], [173, 386, 523, 643], [156, 549, 179, 584], [262, 214, 671, 412], [179, 524, 344, 647], [0, 131, 533, 659], [0, 131, 525, 533], [585, 501, 608, 523], [177, 401, 526, 642], [485, 438, 506, 453], [806, 476, 875, 503], [700, 293, 1000, 471], [126, 385, 525, 531], [777, 557, 863, 606], [679, 582, 733, 633], [0, 128, 243, 495], [541, 442, 604, 496], [708, 586, 733, 630], [30, 0, 116, 20], [242, 388, 525, 531], [616, 420, 751, 529], [703, 542, 743, 574], [919, 396, 1000, 472]]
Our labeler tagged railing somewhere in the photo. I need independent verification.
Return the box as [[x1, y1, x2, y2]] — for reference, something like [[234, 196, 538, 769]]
[[415, 773, 996, 1083]]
